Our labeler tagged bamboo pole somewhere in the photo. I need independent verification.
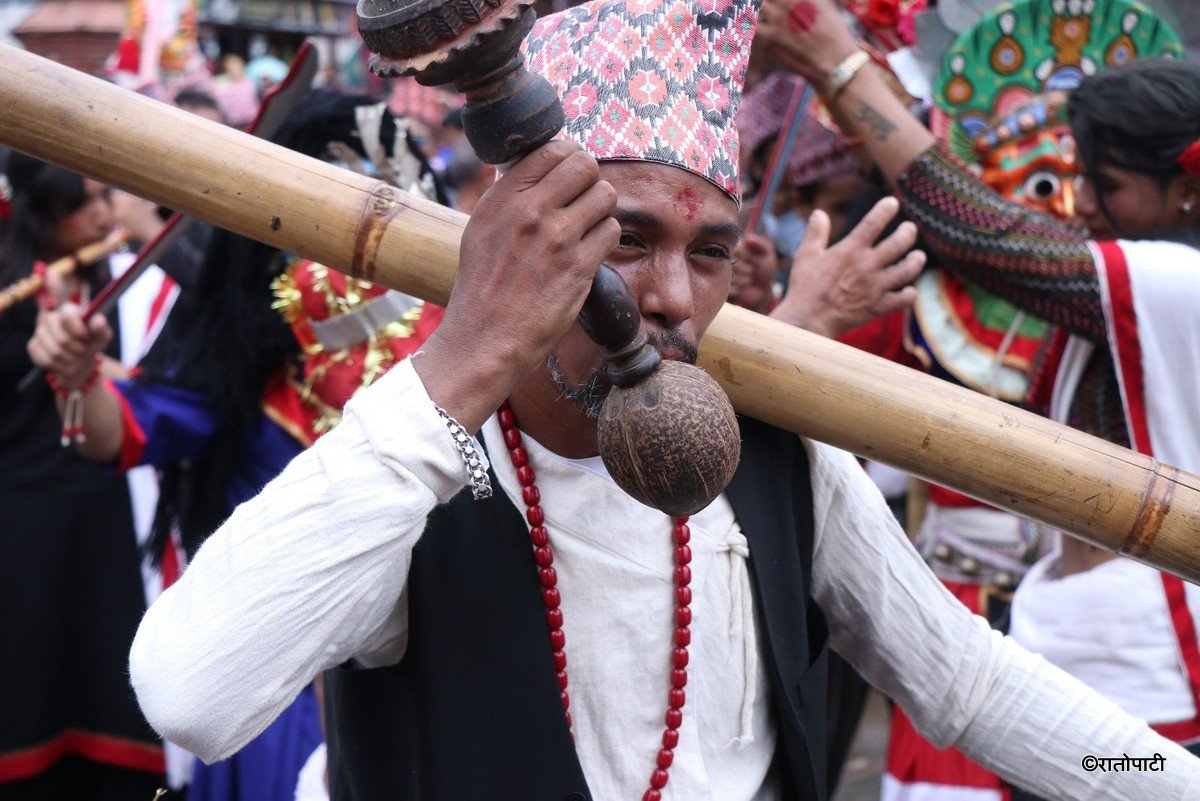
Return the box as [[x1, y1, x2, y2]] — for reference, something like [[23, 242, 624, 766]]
[[1, 45, 1197, 581], [0, 230, 129, 315], [699, 307, 1200, 580], [0, 47, 462, 307]]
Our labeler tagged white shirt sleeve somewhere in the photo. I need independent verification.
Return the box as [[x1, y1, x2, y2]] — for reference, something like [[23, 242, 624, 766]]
[[128, 359, 477, 764], [806, 439, 1200, 800]]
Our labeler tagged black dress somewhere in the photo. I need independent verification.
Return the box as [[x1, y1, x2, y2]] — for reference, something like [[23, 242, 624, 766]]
[[0, 274, 164, 800]]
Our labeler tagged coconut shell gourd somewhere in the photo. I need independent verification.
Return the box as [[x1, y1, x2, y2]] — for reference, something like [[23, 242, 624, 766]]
[[598, 358, 741, 517]]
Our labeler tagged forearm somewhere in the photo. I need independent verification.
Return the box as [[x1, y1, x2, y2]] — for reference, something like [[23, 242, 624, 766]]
[[897, 147, 1106, 340], [129, 359, 474, 761], [821, 61, 936, 184], [820, 60, 1106, 340], [809, 440, 1200, 798], [67, 381, 125, 461], [954, 634, 1200, 799], [755, 0, 930, 179], [412, 327, 524, 434]]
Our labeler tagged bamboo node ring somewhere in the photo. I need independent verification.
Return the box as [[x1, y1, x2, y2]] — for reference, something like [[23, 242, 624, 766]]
[[352, 183, 402, 281], [1120, 461, 1178, 559]]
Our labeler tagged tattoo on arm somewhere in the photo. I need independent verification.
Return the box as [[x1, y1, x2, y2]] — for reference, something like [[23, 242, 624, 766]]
[[852, 102, 898, 142]]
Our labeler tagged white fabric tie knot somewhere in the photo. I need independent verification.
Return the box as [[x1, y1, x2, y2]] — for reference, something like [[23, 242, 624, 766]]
[[719, 530, 750, 560], [716, 524, 757, 747]]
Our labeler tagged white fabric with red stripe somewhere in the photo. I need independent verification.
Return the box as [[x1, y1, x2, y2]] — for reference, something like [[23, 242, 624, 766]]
[[110, 252, 193, 787], [1091, 239, 1200, 467], [1022, 238, 1200, 744], [111, 251, 185, 602], [1011, 551, 1200, 734]]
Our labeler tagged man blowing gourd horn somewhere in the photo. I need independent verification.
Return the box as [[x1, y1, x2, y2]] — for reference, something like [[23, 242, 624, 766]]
[[121, 0, 1200, 798]]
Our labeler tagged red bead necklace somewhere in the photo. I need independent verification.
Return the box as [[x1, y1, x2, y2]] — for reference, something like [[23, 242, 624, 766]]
[[497, 402, 693, 801]]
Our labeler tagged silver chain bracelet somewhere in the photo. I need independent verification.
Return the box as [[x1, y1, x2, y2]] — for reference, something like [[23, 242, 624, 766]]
[[434, 404, 492, 500]]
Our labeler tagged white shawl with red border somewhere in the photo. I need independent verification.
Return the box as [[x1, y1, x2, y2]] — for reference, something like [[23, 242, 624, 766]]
[[1039, 238, 1200, 743], [1050, 238, 1200, 472]]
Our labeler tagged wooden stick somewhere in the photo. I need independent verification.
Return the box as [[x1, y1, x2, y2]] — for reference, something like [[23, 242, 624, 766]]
[[744, 81, 811, 235], [2, 46, 1198, 581], [0, 229, 129, 315]]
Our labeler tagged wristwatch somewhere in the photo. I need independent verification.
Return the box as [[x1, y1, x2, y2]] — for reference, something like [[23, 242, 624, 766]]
[[822, 50, 870, 100]]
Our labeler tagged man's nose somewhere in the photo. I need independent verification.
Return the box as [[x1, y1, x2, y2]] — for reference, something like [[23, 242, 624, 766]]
[[637, 253, 695, 329]]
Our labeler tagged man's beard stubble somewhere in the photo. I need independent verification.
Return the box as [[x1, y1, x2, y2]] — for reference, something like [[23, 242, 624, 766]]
[[545, 329, 699, 420]]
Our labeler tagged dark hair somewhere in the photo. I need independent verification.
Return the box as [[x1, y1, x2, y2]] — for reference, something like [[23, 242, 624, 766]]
[[145, 89, 446, 411], [140, 89, 447, 554], [1069, 58, 1200, 229], [443, 138, 485, 190], [0, 153, 93, 328], [173, 88, 222, 116]]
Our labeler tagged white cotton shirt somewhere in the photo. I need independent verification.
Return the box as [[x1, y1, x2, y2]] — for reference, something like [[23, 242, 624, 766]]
[[130, 358, 1200, 801], [479, 415, 776, 801], [1011, 550, 1200, 726]]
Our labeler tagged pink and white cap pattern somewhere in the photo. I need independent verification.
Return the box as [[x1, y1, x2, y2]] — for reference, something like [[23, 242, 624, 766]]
[[523, 0, 760, 203]]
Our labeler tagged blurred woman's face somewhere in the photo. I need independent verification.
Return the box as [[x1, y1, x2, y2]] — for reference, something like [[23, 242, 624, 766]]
[[1075, 161, 1197, 241], [51, 179, 113, 256]]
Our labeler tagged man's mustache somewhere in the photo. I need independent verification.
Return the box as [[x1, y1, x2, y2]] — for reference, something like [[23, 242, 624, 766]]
[[545, 328, 698, 420], [647, 329, 698, 365]]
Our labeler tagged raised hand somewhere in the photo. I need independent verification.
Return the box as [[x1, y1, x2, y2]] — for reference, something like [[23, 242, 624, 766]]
[[729, 229, 779, 314], [769, 196, 924, 338], [414, 140, 620, 431], [756, 0, 859, 83], [758, 0, 936, 182]]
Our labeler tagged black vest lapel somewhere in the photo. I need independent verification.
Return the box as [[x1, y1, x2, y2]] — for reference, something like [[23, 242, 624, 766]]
[[325, 475, 590, 801]]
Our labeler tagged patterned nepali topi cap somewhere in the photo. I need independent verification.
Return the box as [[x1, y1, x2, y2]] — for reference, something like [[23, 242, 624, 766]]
[[523, 0, 760, 204], [736, 72, 859, 189]]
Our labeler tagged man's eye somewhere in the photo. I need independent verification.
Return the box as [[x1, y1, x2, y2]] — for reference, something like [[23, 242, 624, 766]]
[[618, 233, 640, 248], [699, 246, 731, 260]]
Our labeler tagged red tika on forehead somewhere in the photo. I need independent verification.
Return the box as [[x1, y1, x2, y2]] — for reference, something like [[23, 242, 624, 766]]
[[523, 0, 760, 204]]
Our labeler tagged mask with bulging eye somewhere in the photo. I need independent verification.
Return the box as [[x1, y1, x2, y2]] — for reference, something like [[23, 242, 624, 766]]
[[975, 94, 1078, 220]]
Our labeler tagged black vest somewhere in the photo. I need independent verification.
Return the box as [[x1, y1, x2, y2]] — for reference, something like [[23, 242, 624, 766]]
[[325, 415, 830, 801]]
